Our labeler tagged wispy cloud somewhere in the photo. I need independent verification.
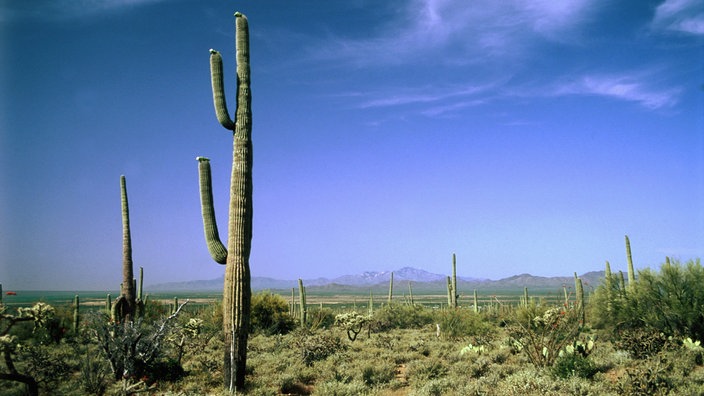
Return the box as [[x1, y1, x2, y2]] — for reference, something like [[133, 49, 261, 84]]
[[359, 84, 495, 109], [552, 73, 681, 110], [0, 0, 167, 23], [310, 0, 599, 67], [652, 0, 704, 35]]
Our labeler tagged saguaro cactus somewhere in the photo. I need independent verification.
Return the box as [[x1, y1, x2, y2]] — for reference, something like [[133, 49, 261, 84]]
[[113, 175, 137, 324], [196, 11, 253, 392], [446, 276, 453, 307], [473, 289, 478, 313], [574, 272, 585, 326], [298, 279, 307, 327], [451, 253, 458, 308], [73, 295, 80, 333], [368, 289, 374, 316], [625, 235, 635, 289], [388, 272, 394, 304]]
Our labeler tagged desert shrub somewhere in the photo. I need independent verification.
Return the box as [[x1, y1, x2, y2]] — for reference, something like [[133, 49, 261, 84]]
[[361, 362, 396, 387], [250, 291, 296, 335], [409, 377, 453, 396], [307, 306, 336, 330], [313, 379, 368, 396], [616, 357, 674, 396], [434, 308, 493, 341], [614, 327, 673, 360], [408, 358, 448, 383], [294, 331, 346, 366], [16, 343, 73, 391], [372, 304, 433, 331], [552, 353, 598, 379], [86, 301, 188, 385], [593, 259, 704, 342], [506, 304, 581, 367], [140, 299, 170, 323], [630, 259, 704, 340], [78, 350, 109, 396]]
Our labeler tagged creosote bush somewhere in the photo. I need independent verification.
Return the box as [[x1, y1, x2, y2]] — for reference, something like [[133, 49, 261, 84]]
[[371, 304, 433, 331], [250, 291, 296, 335], [435, 308, 493, 341]]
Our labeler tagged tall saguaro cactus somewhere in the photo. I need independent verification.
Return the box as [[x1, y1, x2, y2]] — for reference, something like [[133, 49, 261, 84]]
[[196, 11, 253, 392], [625, 235, 635, 289], [388, 272, 394, 304], [451, 253, 458, 308], [113, 175, 137, 324], [298, 279, 307, 327]]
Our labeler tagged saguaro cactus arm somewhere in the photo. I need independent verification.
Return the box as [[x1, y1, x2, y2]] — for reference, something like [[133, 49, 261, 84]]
[[209, 50, 235, 130], [197, 157, 227, 264]]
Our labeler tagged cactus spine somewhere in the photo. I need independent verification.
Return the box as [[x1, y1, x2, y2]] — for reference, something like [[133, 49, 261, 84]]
[[196, 11, 253, 392], [298, 279, 307, 327], [625, 235, 635, 289], [451, 253, 458, 308]]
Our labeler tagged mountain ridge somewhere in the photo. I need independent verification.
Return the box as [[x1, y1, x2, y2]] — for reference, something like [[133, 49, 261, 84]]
[[148, 266, 604, 292]]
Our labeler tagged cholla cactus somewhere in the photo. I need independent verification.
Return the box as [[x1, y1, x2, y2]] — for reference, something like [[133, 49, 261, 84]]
[[18, 302, 55, 329], [460, 343, 486, 356], [334, 312, 369, 341], [0, 335, 17, 354]]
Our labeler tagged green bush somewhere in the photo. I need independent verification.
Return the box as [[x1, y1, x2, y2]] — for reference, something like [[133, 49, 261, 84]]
[[372, 304, 433, 331], [506, 304, 581, 367], [552, 353, 597, 379], [592, 259, 704, 342], [408, 358, 448, 383], [308, 306, 336, 330], [617, 357, 674, 396], [614, 327, 673, 360], [361, 363, 395, 387], [434, 308, 493, 341], [250, 291, 296, 336], [294, 331, 346, 366], [78, 350, 109, 396]]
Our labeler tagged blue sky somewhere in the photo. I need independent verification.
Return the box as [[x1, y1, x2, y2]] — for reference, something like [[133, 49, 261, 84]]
[[1, 0, 702, 291]]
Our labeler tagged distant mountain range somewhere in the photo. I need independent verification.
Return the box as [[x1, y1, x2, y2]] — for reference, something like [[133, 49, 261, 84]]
[[148, 266, 605, 293]]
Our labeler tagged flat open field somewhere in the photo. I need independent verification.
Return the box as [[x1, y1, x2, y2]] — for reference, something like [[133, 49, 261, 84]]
[[3, 286, 573, 312]]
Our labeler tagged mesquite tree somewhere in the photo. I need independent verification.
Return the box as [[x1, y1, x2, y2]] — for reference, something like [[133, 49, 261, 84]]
[[196, 11, 253, 392]]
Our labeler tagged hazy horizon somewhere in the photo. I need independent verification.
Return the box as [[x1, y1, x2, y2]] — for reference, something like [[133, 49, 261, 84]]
[[2, 1, 703, 290]]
